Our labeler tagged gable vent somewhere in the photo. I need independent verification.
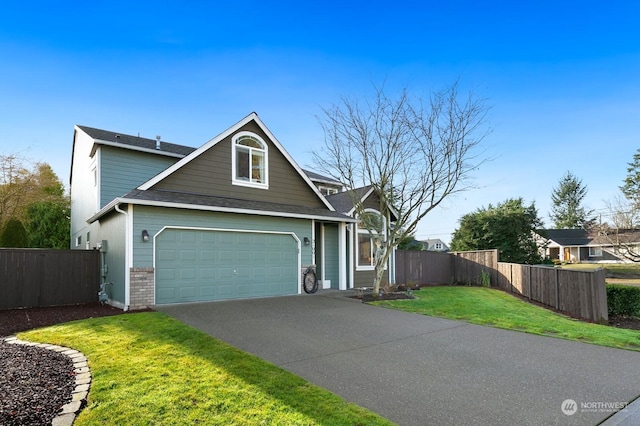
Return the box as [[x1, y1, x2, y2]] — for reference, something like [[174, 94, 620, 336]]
[[156, 135, 161, 150]]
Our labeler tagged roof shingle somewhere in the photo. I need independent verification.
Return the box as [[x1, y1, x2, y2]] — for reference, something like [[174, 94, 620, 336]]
[[77, 125, 196, 157]]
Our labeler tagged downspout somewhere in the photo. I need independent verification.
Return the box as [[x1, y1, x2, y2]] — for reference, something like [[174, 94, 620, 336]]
[[114, 204, 131, 311]]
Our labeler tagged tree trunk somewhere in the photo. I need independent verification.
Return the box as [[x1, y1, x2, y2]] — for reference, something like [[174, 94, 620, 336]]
[[372, 245, 389, 294]]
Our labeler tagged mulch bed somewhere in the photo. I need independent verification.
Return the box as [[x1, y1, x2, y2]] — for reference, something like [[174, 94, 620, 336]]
[[0, 303, 127, 425], [0, 340, 75, 425], [0, 303, 125, 338]]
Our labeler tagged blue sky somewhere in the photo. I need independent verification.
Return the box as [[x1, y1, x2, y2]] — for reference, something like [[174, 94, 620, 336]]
[[1, 1, 639, 243]]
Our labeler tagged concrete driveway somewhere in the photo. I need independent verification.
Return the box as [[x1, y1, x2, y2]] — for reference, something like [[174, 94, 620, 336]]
[[155, 291, 640, 425]]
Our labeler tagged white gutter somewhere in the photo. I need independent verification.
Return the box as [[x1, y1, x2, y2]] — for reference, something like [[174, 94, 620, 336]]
[[87, 197, 358, 225], [114, 203, 131, 311]]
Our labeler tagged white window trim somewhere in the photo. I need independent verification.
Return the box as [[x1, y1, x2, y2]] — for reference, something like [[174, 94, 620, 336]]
[[356, 208, 385, 271], [318, 185, 339, 195], [231, 131, 269, 189], [589, 246, 603, 257]]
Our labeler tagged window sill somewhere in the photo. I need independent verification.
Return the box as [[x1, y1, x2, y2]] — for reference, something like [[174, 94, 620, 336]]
[[356, 265, 375, 271], [232, 179, 269, 190]]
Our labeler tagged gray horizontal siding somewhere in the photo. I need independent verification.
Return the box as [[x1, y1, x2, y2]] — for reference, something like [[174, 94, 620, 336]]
[[132, 205, 314, 268], [151, 122, 325, 209], [100, 146, 178, 207]]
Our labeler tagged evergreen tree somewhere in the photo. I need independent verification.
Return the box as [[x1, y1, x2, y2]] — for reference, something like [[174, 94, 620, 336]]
[[25, 200, 70, 249], [0, 217, 28, 247], [549, 171, 594, 229], [450, 198, 544, 264], [621, 148, 640, 210]]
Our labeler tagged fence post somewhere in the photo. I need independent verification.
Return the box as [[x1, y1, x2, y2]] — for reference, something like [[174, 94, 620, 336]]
[[554, 268, 559, 309], [592, 268, 608, 324]]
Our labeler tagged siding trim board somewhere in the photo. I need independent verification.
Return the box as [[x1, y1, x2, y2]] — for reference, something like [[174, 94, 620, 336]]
[[88, 197, 356, 225], [91, 138, 187, 159]]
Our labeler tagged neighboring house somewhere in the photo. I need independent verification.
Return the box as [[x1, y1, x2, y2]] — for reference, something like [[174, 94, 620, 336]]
[[537, 229, 639, 263], [419, 239, 449, 252], [70, 113, 395, 310]]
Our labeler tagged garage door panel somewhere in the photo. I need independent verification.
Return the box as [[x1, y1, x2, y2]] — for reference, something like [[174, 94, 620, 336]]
[[200, 250, 215, 261], [155, 229, 298, 304], [179, 268, 197, 280], [218, 267, 235, 279], [179, 286, 196, 299], [156, 287, 175, 301], [199, 285, 217, 298], [180, 232, 197, 243], [157, 248, 177, 262]]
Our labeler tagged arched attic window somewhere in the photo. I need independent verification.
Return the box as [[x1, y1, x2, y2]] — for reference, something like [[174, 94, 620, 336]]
[[356, 209, 386, 270], [232, 132, 268, 189]]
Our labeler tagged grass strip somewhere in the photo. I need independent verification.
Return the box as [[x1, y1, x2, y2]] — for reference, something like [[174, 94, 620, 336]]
[[372, 286, 640, 351], [19, 312, 393, 426]]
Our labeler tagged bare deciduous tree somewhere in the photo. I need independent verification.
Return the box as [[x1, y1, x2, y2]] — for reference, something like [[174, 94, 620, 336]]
[[604, 194, 640, 230], [314, 82, 490, 293]]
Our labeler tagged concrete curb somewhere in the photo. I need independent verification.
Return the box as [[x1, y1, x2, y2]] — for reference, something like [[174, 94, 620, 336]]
[[3, 336, 91, 426]]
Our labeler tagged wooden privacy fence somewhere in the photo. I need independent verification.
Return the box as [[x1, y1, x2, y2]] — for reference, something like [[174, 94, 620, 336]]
[[496, 263, 607, 324], [395, 249, 499, 285], [395, 249, 608, 323], [395, 250, 453, 285], [0, 249, 100, 310]]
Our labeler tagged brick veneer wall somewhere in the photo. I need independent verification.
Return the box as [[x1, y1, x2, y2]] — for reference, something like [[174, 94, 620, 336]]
[[129, 267, 154, 310]]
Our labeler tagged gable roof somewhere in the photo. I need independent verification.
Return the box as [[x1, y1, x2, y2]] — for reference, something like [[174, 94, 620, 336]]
[[540, 229, 591, 246], [76, 125, 195, 158], [137, 113, 335, 211], [325, 186, 375, 215], [303, 169, 343, 186]]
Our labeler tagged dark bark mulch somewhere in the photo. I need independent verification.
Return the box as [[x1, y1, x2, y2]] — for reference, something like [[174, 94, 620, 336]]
[[0, 303, 125, 338], [0, 341, 75, 426], [359, 292, 415, 302], [0, 303, 127, 425], [609, 315, 640, 330]]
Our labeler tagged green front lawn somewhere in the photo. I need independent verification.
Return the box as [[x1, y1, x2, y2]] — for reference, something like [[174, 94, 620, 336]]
[[372, 286, 640, 351], [19, 313, 392, 426], [560, 263, 640, 276]]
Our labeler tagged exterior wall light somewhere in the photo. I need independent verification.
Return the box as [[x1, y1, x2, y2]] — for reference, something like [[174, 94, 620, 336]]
[[304, 237, 310, 246], [142, 229, 150, 242]]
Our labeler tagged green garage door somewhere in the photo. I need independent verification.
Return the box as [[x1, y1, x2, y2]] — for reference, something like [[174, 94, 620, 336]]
[[155, 229, 299, 304]]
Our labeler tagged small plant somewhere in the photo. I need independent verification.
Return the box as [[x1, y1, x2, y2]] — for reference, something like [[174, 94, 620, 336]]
[[480, 270, 491, 288]]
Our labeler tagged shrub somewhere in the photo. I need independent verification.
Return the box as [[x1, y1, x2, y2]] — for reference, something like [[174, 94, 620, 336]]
[[607, 284, 640, 317], [0, 218, 28, 247]]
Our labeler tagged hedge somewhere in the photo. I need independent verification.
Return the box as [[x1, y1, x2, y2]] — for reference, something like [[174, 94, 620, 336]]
[[607, 284, 640, 317]]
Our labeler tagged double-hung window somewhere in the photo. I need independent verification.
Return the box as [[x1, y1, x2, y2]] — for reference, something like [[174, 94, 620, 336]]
[[356, 210, 385, 270], [232, 132, 268, 188], [589, 246, 602, 257]]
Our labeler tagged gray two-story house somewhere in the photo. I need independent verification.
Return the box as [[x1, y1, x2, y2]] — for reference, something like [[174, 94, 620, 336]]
[[70, 113, 394, 310]]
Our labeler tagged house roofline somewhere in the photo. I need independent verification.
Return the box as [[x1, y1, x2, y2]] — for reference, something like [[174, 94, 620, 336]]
[[345, 186, 399, 219], [87, 197, 357, 225], [136, 112, 336, 211], [90, 138, 187, 159]]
